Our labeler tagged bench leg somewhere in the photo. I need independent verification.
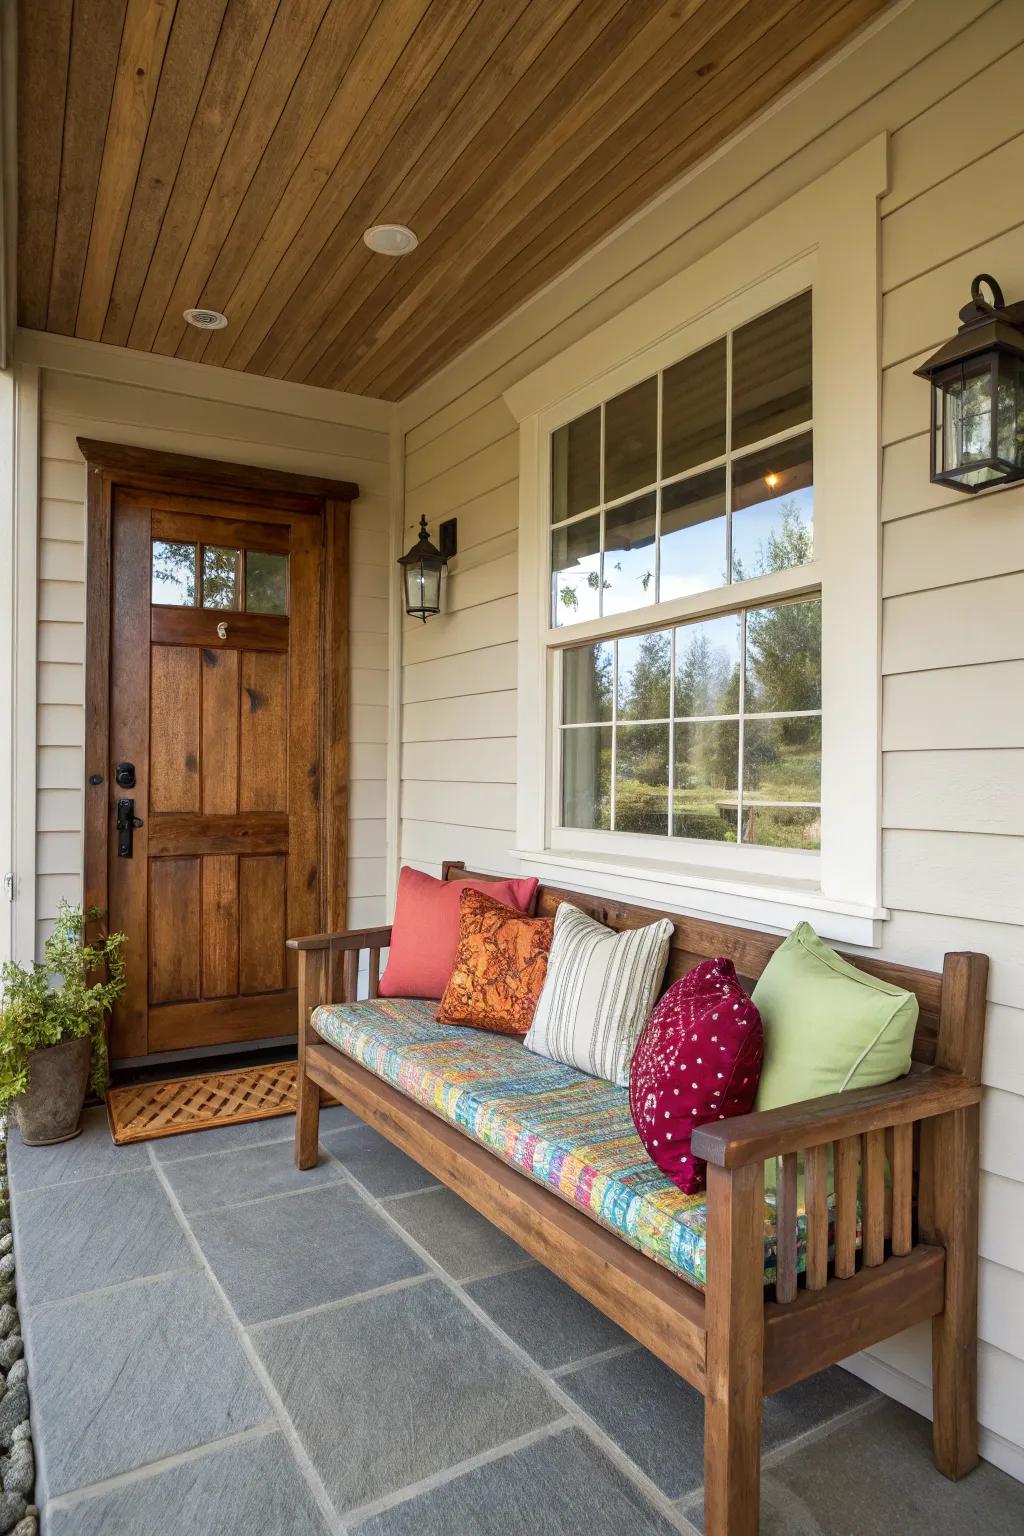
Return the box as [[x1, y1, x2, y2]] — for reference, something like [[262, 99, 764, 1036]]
[[704, 1162, 764, 1536], [295, 950, 328, 1171], [925, 1105, 980, 1479]]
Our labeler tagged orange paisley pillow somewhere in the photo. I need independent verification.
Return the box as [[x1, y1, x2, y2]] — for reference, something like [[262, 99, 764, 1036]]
[[437, 888, 554, 1036]]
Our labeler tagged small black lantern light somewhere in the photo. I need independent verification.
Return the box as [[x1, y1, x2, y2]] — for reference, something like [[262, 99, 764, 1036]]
[[915, 273, 1024, 494], [398, 514, 447, 621]]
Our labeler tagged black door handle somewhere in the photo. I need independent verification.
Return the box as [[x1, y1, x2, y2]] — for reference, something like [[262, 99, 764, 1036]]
[[116, 798, 144, 858]]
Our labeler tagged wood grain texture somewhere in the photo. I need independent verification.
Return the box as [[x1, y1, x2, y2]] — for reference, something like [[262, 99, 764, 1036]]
[[803, 1142, 829, 1291], [18, 0, 891, 396], [239, 651, 288, 812], [201, 853, 239, 998], [149, 855, 201, 1002], [200, 647, 240, 813], [239, 854, 287, 993], [149, 645, 201, 811], [774, 1152, 798, 1304], [147, 989, 298, 1050]]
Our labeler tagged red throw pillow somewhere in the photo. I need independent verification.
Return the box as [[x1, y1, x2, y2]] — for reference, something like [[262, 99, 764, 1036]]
[[629, 958, 763, 1195], [378, 866, 539, 1000]]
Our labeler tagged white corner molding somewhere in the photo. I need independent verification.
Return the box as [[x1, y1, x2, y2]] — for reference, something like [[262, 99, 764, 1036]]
[[12, 327, 396, 435], [506, 135, 890, 943], [385, 417, 406, 918]]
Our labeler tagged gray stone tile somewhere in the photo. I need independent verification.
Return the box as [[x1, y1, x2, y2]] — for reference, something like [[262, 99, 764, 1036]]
[[160, 1137, 345, 1215], [253, 1278, 561, 1513], [190, 1183, 425, 1324], [46, 1431, 330, 1536], [12, 1169, 193, 1308], [322, 1122, 440, 1198], [26, 1269, 269, 1500], [688, 1400, 1024, 1534], [7, 1105, 147, 1190], [560, 1349, 877, 1499], [151, 1102, 359, 1163], [465, 1262, 631, 1369], [386, 1185, 526, 1280], [352, 1426, 680, 1536]]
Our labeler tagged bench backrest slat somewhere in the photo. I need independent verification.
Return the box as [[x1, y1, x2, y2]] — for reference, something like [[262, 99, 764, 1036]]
[[441, 862, 976, 1076]]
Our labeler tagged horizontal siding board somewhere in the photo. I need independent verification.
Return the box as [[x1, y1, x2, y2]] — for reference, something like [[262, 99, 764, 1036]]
[[983, 1005, 1024, 1098], [38, 747, 82, 789], [401, 779, 516, 832], [38, 662, 84, 706], [883, 750, 1024, 835], [980, 1171, 1024, 1275], [403, 644, 517, 705], [351, 668, 389, 707], [882, 30, 1024, 216], [403, 596, 517, 667], [979, 1259, 1024, 1366], [37, 789, 83, 832], [882, 130, 1024, 292], [982, 1086, 1024, 1184], [865, 908, 1024, 1014], [351, 742, 388, 780], [401, 737, 517, 785], [347, 895, 387, 929], [37, 704, 84, 748], [38, 581, 85, 623], [40, 498, 85, 542], [36, 831, 82, 876], [350, 780, 386, 820], [440, 552, 518, 615], [882, 574, 1024, 674], [403, 690, 518, 742], [406, 399, 516, 491], [350, 594, 388, 635], [400, 817, 519, 873], [350, 704, 389, 745], [36, 873, 83, 918], [350, 632, 388, 671], [882, 828, 1024, 925], [348, 818, 386, 859], [405, 434, 518, 526], [881, 219, 1024, 367], [882, 663, 1024, 750], [883, 492, 1024, 596], [38, 622, 85, 664], [347, 857, 387, 900]]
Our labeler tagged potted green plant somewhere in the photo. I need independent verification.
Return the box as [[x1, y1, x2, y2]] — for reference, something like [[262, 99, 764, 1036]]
[[0, 901, 126, 1145]]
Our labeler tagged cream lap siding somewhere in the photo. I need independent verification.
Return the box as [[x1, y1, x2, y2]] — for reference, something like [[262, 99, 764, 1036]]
[[396, 0, 1024, 1479], [33, 368, 391, 984]]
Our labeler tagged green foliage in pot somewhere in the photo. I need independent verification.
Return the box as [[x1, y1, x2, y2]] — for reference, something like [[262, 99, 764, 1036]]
[[0, 901, 126, 1110]]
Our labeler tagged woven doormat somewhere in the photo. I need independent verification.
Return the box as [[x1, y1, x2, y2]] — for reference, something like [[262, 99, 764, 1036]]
[[106, 1059, 332, 1146]]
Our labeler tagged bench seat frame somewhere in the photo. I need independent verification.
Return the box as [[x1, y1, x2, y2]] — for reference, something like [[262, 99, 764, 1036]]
[[289, 862, 987, 1536]]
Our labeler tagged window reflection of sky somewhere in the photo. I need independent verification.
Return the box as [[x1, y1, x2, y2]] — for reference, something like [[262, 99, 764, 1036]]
[[660, 515, 727, 600], [731, 486, 813, 580], [603, 542, 656, 615]]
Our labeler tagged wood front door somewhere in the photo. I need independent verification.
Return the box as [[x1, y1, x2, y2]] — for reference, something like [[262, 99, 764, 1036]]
[[89, 458, 349, 1061]]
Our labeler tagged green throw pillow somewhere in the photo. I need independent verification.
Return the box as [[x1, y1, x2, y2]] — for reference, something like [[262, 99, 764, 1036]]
[[754, 921, 918, 1113]]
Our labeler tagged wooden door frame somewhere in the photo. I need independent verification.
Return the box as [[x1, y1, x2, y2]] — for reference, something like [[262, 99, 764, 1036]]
[[81, 438, 358, 1048]]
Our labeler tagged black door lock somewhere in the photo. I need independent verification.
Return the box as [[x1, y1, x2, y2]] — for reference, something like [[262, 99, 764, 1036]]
[[115, 798, 144, 858], [115, 761, 136, 789]]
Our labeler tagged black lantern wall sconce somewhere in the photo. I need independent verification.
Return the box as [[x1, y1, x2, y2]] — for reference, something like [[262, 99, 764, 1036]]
[[398, 515, 449, 621], [915, 273, 1024, 494]]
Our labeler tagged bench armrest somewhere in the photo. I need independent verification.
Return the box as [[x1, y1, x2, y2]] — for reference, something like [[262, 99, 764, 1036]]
[[287, 926, 393, 953], [691, 1066, 980, 1169]]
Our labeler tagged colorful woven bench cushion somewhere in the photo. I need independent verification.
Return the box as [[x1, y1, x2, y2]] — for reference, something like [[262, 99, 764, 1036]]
[[312, 997, 829, 1290]]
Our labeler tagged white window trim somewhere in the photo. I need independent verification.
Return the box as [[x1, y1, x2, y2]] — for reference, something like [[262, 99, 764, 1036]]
[[504, 136, 889, 948]]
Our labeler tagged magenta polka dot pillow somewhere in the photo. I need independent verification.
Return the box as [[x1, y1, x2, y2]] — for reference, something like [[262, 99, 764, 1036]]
[[629, 958, 764, 1195]]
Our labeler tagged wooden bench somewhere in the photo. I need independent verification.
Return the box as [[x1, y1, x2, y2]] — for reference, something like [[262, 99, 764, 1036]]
[[289, 860, 987, 1536]]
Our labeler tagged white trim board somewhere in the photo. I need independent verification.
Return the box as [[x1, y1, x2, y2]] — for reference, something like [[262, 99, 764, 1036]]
[[14, 328, 395, 435]]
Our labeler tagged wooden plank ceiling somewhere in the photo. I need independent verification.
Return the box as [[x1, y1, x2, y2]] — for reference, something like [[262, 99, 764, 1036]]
[[17, 0, 890, 401]]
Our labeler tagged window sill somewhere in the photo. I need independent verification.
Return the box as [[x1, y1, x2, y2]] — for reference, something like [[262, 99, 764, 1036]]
[[513, 847, 888, 948]]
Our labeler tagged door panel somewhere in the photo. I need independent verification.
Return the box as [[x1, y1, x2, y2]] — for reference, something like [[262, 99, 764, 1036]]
[[150, 647, 201, 812], [106, 489, 328, 1057], [239, 652, 288, 812], [239, 855, 287, 994], [201, 649, 239, 813], [149, 857, 201, 1004]]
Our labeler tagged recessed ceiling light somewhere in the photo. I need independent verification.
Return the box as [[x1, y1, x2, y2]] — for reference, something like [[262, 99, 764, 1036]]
[[183, 307, 228, 330], [363, 224, 418, 256]]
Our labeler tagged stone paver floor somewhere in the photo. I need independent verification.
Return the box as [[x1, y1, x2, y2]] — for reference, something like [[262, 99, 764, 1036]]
[[9, 1107, 1024, 1535]]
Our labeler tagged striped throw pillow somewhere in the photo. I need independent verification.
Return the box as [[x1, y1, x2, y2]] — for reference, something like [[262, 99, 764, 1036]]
[[525, 903, 674, 1085]]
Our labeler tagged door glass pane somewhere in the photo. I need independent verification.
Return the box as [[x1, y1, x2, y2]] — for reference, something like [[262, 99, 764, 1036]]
[[673, 721, 739, 841], [604, 377, 657, 502], [552, 514, 601, 626], [732, 291, 812, 449], [731, 431, 813, 581], [745, 598, 821, 712], [151, 541, 196, 606], [660, 467, 727, 600], [662, 338, 726, 476], [551, 408, 600, 522], [614, 723, 669, 836], [563, 643, 613, 723], [246, 550, 289, 614], [202, 546, 241, 609], [743, 716, 821, 806], [617, 630, 671, 721], [603, 493, 656, 617], [675, 613, 741, 718], [562, 726, 611, 830]]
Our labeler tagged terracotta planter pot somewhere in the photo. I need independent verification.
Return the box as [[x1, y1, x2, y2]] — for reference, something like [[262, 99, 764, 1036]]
[[14, 1036, 92, 1145]]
